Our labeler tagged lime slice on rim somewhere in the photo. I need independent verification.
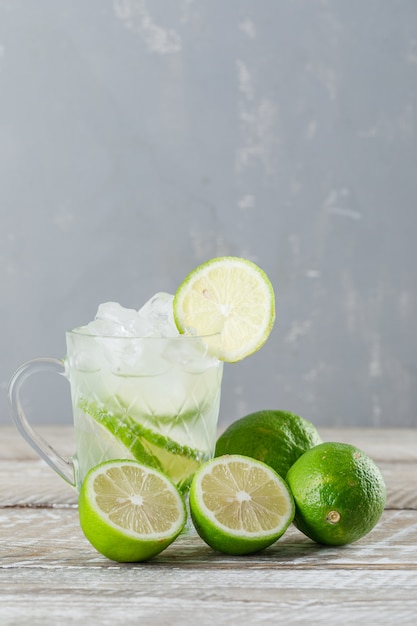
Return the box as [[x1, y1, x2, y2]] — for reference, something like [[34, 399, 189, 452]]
[[78, 459, 186, 562], [173, 256, 275, 362], [189, 454, 295, 555]]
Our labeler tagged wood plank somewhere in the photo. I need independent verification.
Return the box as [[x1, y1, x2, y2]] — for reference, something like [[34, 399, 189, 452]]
[[1, 509, 416, 569], [2, 426, 417, 462], [319, 427, 417, 462], [379, 461, 417, 509], [0, 461, 77, 507], [2, 458, 416, 509], [0, 426, 75, 460], [1, 570, 417, 626], [1, 581, 416, 626], [1, 510, 417, 625]]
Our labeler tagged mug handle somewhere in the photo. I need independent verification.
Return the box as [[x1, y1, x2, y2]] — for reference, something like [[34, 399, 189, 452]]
[[8, 357, 76, 488]]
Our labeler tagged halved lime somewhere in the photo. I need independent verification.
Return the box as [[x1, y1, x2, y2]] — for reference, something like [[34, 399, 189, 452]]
[[189, 454, 295, 555], [78, 459, 186, 562], [173, 256, 275, 362]]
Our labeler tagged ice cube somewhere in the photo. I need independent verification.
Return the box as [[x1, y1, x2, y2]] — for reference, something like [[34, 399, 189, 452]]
[[95, 302, 143, 336], [70, 296, 181, 378], [77, 318, 121, 337], [162, 336, 207, 369], [137, 292, 178, 337]]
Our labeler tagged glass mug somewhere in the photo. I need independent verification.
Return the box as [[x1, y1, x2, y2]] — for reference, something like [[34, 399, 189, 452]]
[[8, 329, 224, 493]]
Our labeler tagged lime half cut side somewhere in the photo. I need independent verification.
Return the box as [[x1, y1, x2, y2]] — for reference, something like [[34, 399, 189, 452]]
[[173, 256, 275, 362], [78, 459, 186, 562], [189, 454, 295, 555]]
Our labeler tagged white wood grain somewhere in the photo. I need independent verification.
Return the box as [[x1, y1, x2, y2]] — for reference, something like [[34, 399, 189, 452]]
[[319, 427, 417, 461], [1, 509, 416, 568], [1, 509, 417, 624], [0, 426, 76, 460], [1, 574, 417, 626], [1, 582, 416, 626]]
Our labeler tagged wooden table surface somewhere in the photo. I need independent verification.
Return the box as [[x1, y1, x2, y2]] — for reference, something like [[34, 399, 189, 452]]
[[1, 425, 417, 625]]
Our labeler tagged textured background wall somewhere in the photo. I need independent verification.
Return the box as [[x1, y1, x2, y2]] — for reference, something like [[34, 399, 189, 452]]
[[1, 0, 416, 427]]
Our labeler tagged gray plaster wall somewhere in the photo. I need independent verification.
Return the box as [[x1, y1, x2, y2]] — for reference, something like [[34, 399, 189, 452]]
[[1, 0, 416, 428]]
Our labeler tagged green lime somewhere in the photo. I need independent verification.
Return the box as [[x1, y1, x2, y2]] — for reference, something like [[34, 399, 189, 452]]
[[189, 454, 295, 555], [215, 410, 322, 479], [173, 256, 275, 362], [286, 442, 386, 546], [138, 434, 203, 493], [78, 459, 186, 562], [80, 401, 204, 492]]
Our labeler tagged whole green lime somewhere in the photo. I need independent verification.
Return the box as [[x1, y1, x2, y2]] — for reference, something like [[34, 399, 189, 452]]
[[286, 442, 386, 546], [215, 410, 322, 479]]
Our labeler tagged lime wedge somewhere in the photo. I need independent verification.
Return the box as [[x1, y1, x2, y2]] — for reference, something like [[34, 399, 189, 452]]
[[80, 401, 206, 491], [189, 454, 295, 555], [139, 438, 202, 493], [80, 401, 161, 469], [173, 256, 275, 362], [78, 459, 186, 561]]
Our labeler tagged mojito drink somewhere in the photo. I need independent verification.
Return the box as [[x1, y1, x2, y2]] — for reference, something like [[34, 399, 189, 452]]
[[65, 295, 223, 491]]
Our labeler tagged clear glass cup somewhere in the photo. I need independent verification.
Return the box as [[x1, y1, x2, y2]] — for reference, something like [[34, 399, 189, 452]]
[[8, 329, 223, 493]]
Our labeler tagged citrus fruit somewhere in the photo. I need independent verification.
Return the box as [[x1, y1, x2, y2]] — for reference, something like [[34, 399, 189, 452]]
[[189, 454, 295, 555], [80, 401, 204, 492], [173, 256, 275, 362], [215, 410, 322, 479], [285, 442, 386, 546], [78, 459, 186, 562]]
